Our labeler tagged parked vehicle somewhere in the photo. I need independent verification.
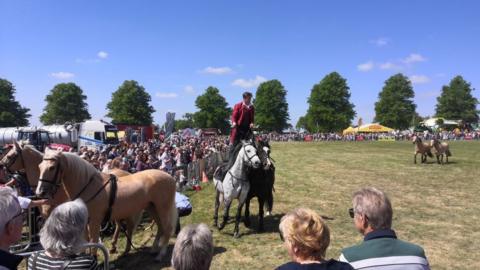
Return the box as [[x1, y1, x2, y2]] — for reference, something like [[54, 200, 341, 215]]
[[0, 127, 51, 151]]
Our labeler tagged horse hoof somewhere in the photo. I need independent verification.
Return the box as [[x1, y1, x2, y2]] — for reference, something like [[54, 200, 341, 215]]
[[266, 211, 272, 216], [233, 232, 240, 238], [243, 220, 251, 228], [218, 223, 225, 231], [109, 248, 117, 254]]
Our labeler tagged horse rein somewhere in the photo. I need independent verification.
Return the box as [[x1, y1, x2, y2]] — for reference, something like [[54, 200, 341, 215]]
[[38, 157, 62, 196], [0, 146, 22, 174]]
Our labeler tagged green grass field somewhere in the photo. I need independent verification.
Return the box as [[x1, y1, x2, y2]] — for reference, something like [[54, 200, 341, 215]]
[[98, 141, 479, 269]]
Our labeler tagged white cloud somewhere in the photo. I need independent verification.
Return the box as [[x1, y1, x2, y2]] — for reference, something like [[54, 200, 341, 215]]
[[402, 53, 427, 64], [50, 72, 75, 79], [409, 75, 430, 84], [379, 62, 402, 70], [370, 37, 389, 47], [184, 85, 195, 94], [155, 92, 178, 98], [201, 66, 233, 75], [232, 75, 267, 88], [357, 61, 374, 72], [97, 51, 108, 59]]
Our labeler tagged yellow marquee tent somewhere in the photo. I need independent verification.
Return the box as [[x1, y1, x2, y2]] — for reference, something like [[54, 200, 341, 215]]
[[357, 123, 393, 133], [342, 126, 358, 135]]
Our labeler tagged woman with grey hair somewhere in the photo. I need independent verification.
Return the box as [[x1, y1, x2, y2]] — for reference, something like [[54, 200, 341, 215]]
[[172, 223, 213, 270], [27, 199, 98, 270]]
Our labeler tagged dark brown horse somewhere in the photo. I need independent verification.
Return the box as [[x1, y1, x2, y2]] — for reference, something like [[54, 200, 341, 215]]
[[244, 140, 275, 232]]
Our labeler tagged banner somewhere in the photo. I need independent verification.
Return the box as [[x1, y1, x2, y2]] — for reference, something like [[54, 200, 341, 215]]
[[165, 112, 175, 138]]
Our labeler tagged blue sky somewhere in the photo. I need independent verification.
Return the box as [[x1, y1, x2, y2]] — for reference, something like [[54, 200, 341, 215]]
[[1, 0, 479, 126]]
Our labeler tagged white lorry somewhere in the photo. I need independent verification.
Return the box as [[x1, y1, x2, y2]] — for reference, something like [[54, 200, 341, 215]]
[[41, 120, 119, 150]]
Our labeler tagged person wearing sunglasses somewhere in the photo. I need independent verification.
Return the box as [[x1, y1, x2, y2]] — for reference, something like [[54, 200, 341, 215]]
[[0, 187, 25, 270], [277, 208, 353, 270], [339, 187, 430, 269]]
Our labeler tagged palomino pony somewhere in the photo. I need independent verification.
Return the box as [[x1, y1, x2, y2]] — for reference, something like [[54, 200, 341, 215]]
[[412, 135, 433, 164], [0, 142, 68, 215], [36, 148, 177, 261], [244, 139, 275, 232], [213, 140, 261, 238], [430, 138, 452, 164], [1, 143, 141, 255]]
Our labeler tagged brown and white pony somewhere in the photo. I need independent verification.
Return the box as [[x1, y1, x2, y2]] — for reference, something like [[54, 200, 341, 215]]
[[430, 138, 452, 164], [412, 135, 433, 164], [36, 148, 177, 261]]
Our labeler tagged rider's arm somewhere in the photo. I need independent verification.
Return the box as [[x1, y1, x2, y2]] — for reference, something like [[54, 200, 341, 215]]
[[231, 103, 240, 127]]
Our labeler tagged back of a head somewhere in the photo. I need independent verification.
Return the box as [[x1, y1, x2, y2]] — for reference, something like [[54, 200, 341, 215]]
[[0, 187, 21, 234], [172, 223, 213, 270], [353, 187, 393, 230], [40, 199, 89, 256], [279, 208, 330, 261]]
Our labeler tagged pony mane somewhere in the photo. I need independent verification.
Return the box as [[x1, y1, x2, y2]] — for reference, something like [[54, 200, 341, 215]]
[[23, 145, 43, 157], [45, 150, 100, 187]]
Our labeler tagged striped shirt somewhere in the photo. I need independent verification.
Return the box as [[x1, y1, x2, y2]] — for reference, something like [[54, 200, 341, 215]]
[[339, 229, 430, 270], [27, 251, 98, 270]]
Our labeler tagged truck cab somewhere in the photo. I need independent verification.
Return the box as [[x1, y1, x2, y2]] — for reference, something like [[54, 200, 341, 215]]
[[17, 129, 51, 152], [78, 121, 119, 150]]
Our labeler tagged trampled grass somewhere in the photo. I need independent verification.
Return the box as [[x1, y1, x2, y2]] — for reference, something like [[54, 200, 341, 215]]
[[38, 141, 480, 269]]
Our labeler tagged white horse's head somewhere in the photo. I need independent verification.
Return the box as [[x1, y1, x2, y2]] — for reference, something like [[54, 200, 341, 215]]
[[239, 140, 261, 169]]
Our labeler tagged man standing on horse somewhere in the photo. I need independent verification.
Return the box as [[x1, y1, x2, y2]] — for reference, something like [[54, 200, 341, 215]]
[[228, 91, 255, 168]]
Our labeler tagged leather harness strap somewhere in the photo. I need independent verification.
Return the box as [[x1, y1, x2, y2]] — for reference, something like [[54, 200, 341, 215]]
[[102, 174, 118, 225]]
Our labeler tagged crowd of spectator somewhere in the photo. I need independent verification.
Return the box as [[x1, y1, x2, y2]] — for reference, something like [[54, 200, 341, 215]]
[[266, 130, 480, 142]]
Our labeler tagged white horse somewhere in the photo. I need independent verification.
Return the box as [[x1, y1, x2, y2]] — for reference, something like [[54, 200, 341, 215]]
[[213, 140, 261, 238]]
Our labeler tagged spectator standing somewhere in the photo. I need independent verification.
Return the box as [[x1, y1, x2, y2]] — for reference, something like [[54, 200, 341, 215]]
[[171, 223, 213, 270], [0, 187, 25, 270]]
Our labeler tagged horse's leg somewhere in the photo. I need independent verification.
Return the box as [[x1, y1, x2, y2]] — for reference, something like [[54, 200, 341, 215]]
[[146, 204, 162, 253], [414, 153, 417, 164], [87, 220, 101, 258], [219, 197, 231, 231], [266, 187, 273, 216], [436, 154, 441, 164], [154, 200, 177, 261], [257, 197, 265, 232], [243, 197, 251, 228], [234, 183, 250, 238], [213, 190, 220, 228], [109, 221, 121, 254], [123, 217, 137, 255], [440, 154, 444, 165]]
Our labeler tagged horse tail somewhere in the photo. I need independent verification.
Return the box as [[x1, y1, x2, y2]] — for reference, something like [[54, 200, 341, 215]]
[[446, 149, 452, 157]]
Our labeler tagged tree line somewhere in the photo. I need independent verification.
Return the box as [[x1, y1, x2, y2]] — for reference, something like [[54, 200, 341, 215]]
[[0, 73, 478, 132]]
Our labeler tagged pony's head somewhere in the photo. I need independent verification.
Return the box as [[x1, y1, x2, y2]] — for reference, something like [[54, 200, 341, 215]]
[[36, 148, 64, 199], [412, 135, 421, 144], [0, 142, 24, 173], [257, 140, 273, 170], [238, 140, 261, 169]]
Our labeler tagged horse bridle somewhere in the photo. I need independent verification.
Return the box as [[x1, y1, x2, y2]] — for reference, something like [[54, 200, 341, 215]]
[[0, 146, 23, 174], [38, 158, 62, 195], [242, 142, 259, 167]]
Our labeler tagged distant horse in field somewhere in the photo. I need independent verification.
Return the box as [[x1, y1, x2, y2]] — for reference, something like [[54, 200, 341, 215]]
[[36, 148, 177, 261], [244, 139, 275, 232], [412, 135, 433, 164], [213, 140, 261, 238], [430, 138, 452, 164]]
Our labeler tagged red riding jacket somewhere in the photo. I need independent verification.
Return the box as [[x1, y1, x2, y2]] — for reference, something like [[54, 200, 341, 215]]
[[230, 102, 254, 143]]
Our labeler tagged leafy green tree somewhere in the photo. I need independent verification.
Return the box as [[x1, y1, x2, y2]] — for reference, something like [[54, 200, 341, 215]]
[[303, 72, 356, 132], [174, 113, 195, 130], [40, 83, 91, 125], [253, 80, 290, 132], [374, 74, 416, 130], [435, 76, 479, 123], [296, 116, 307, 130], [106, 80, 155, 125], [0, 78, 31, 127], [193, 87, 231, 133]]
